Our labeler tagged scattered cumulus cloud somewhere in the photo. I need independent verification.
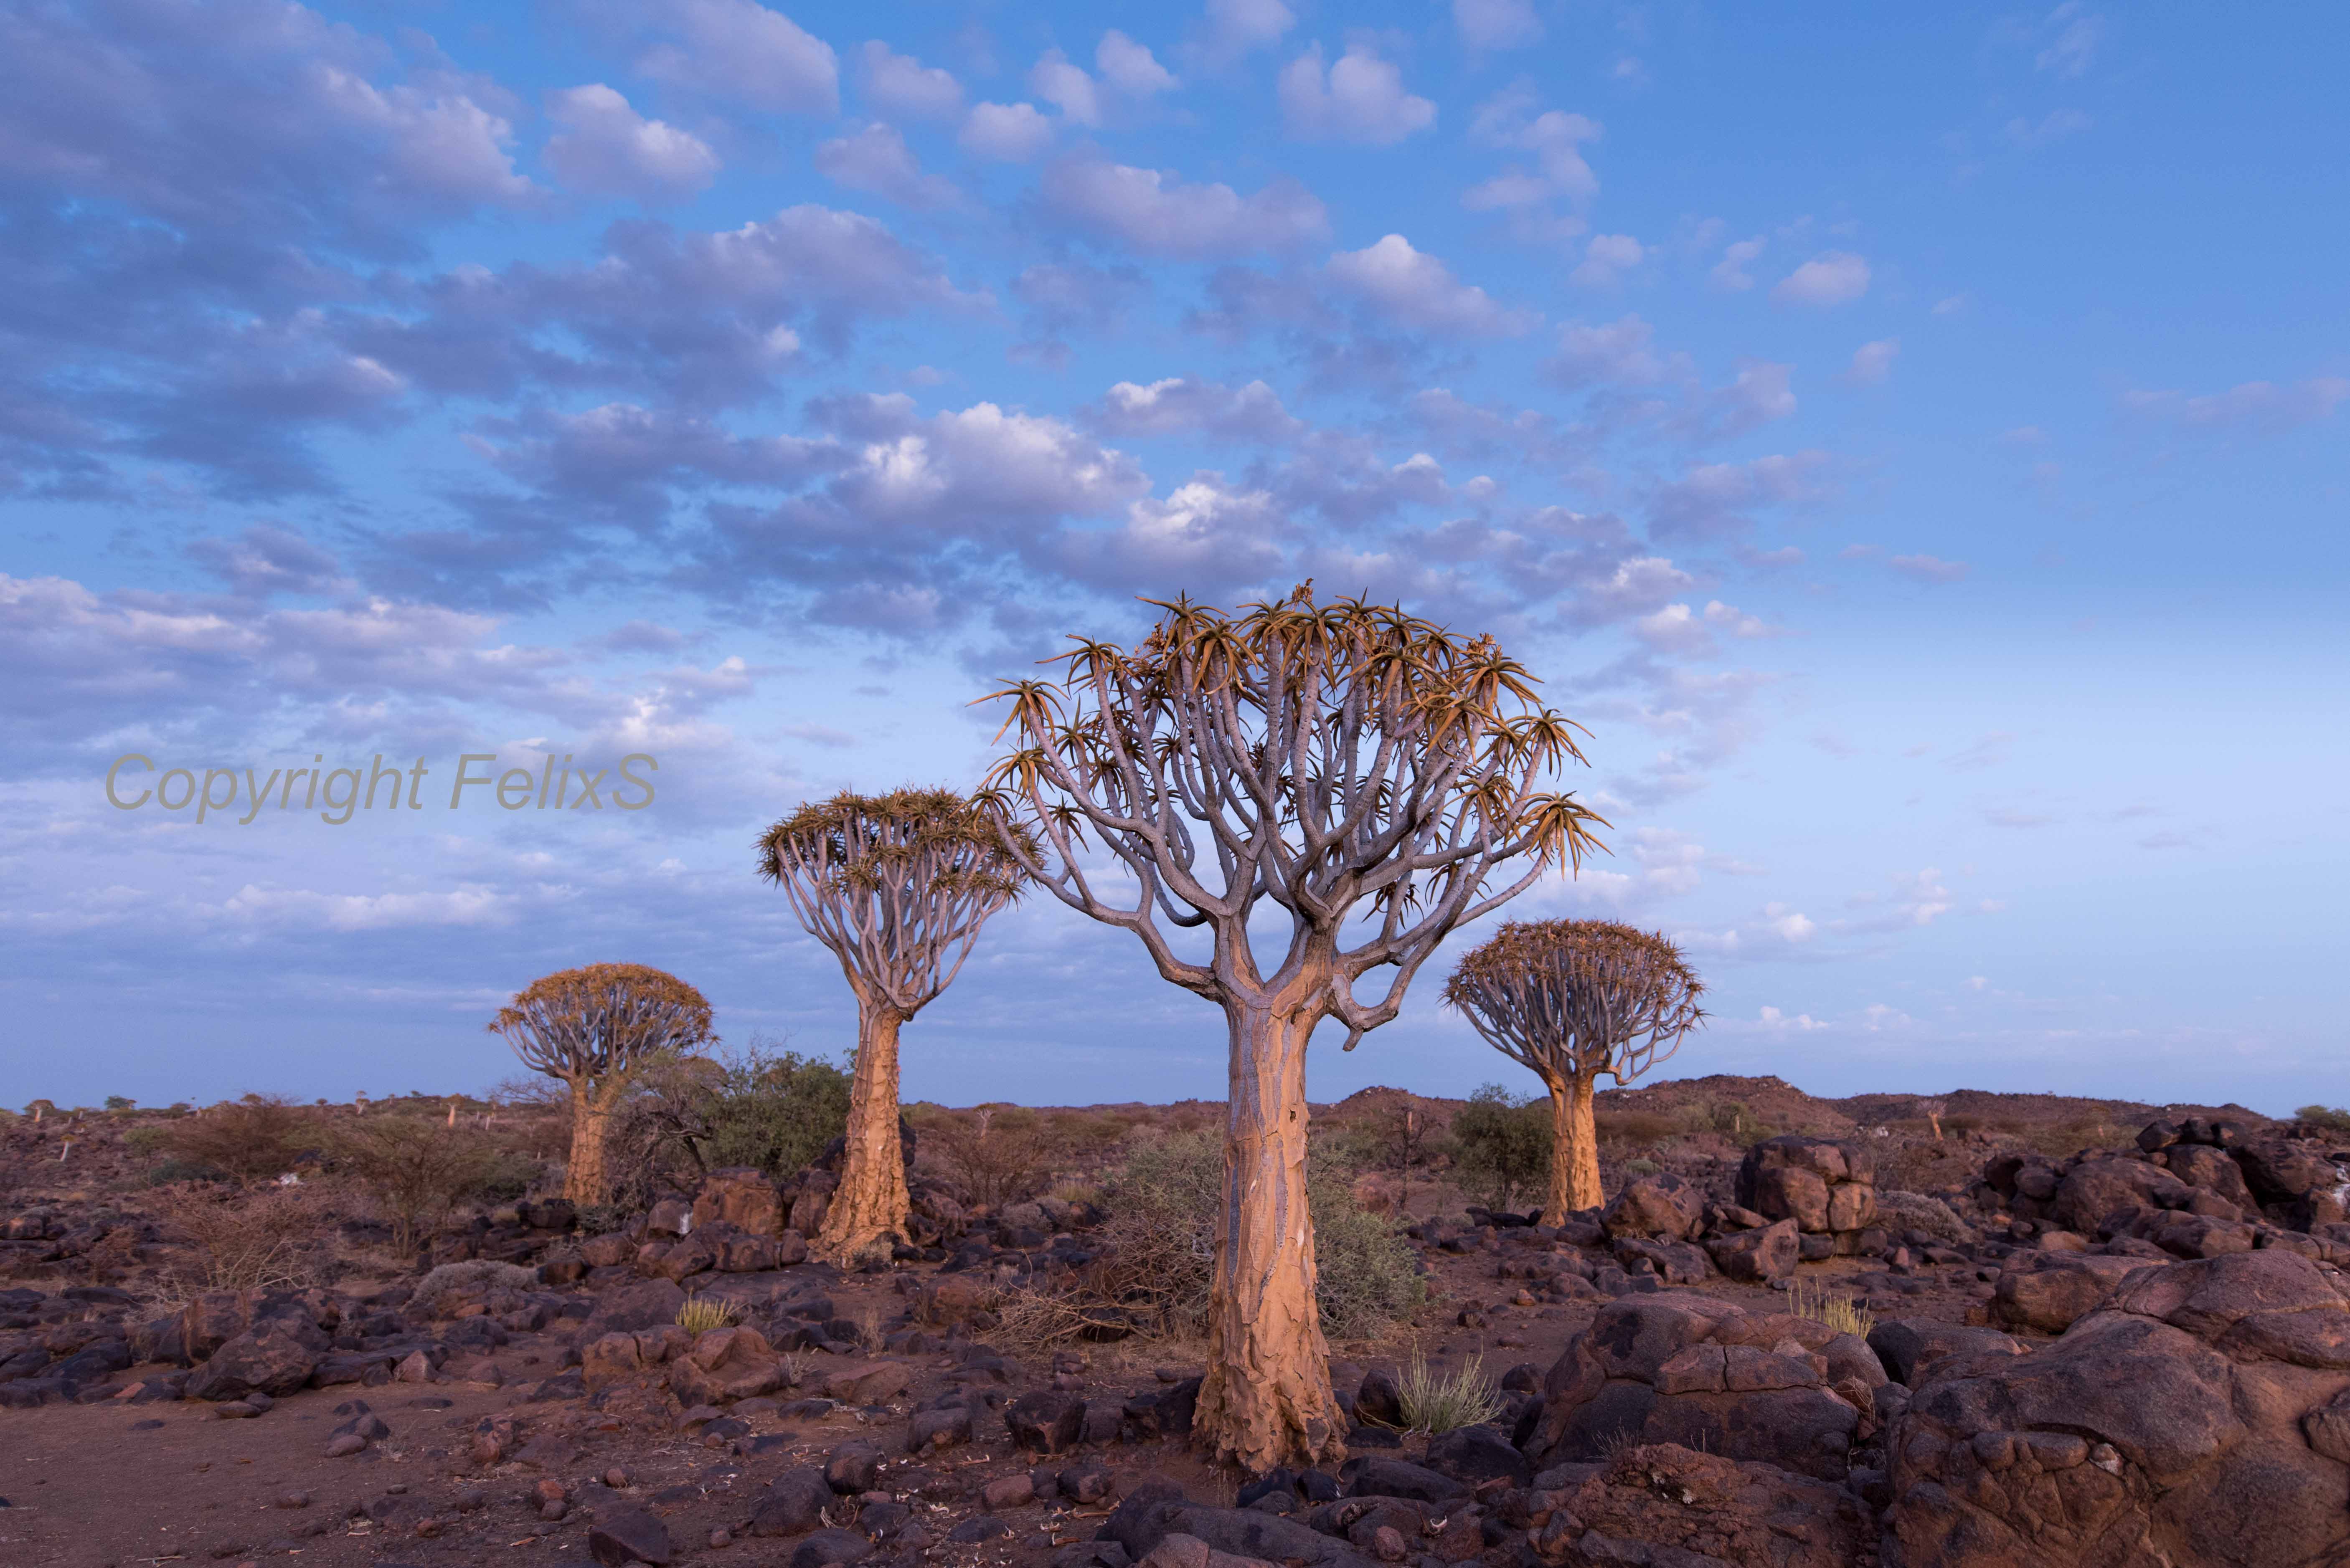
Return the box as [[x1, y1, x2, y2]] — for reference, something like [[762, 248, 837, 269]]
[[1845, 339, 1900, 385], [859, 42, 963, 120], [1278, 43, 1437, 145], [635, 0, 840, 114], [815, 122, 961, 208], [1324, 236, 1537, 337], [959, 101, 1055, 161], [1202, 0, 1296, 58], [1453, 0, 1544, 52], [1772, 251, 1872, 306], [1096, 32, 1180, 100], [1040, 159, 1329, 258], [542, 85, 719, 203], [1571, 233, 1644, 289]]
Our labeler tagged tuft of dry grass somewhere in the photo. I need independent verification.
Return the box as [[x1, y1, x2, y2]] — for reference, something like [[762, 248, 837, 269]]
[[677, 1294, 743, 1333], [1789, 1275, 1875, 1339], [1393, 1348, 1504, 1434]]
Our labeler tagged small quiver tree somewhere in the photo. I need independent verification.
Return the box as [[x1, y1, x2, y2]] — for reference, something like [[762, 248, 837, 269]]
[[489, 963, 715, 1207], [756, 788, 1031, 1267], [979, 586, 1606, 1472], [1444, 919, 1705, 1224]]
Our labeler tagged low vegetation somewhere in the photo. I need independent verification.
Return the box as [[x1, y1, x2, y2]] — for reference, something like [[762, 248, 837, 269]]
[[1391, 1348, 1505, 1435]]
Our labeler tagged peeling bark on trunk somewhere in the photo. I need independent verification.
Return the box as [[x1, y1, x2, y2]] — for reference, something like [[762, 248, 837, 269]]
[[1544, 1074, 1604, 1223], [1193, 999, 1344, 1473], [566, 1082, 613, 1207], [817, 1004, 909, 1267]]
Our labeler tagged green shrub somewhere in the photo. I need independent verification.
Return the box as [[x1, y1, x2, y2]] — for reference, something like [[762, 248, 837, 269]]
[[2296, 1105, 2350, 1134], [104, 1095, 135, 1111], [644, 1044, 853, 1181], [122, 1126, 172, 1158], [1098, 1130, 1424, 1340], [1452, 1084, 1552, 1211], [1621, 1157, 1660, 1178]]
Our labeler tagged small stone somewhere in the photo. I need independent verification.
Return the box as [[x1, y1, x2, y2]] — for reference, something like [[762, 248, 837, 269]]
[[980, 1474, 1034, 1510], [393, 1350, 433, 1383], [709, 1528, 733, 1548], [540, 1499, 569, 1522], [322, 1434, 365, 1458], [1371, 1525, 1409, 1562], [274, 1492, 310, 1510]]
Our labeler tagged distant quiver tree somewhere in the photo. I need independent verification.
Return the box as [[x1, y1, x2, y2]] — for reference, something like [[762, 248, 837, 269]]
[[1444, 919, 1705, 1222], [489, 963, 716, 1206], [978, 584, 1607, 1472], [756, 788, 1032, 1266]]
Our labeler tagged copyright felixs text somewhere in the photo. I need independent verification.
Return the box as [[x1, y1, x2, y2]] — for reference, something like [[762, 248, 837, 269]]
[[104, 753, 659, 824]]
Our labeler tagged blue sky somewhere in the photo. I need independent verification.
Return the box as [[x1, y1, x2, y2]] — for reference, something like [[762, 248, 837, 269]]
[[3, 0, 2344, 1114]]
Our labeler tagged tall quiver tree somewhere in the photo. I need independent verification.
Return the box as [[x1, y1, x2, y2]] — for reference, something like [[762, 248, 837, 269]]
[[757, 788, 1031, 1266], [1444, 919, 1706, 1223], [490, 963, 716, 1206], [980, 587, 1606, 1472]]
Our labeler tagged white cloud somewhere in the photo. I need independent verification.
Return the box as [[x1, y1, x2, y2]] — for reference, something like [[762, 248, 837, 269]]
[[1096, 32, 1178, 99], [1324, 234, 1535, 337], [1029, 49, 1101, 126], [1772, 251, 1871, 306], [1203, 0, 1296, 57], [1889, 553, 1969, 583], [1710, 236, 1765, 291], [217, 884, 515, 932], [1547, 315, 1672, 385], [637, 0, 840, 114], [2006, 108, 2091, 148], [1091, 379, 1302, 442], [2124, 377, 2350, 434], [859, 42, 962, 121], [814, 122, 959, 209], [1040, 158, 1329, 258], [1453, 0, 1543, 51], [1570, 233, 1643, 288], [1759, 1006, 1826, 1032], [959, 101, 1055, 162], [2035, 5, 2105, 78], [1465, 86, 1600, 208], [1277, 43, 1436, 146], [1845, 338, 1900, 385], [543, 86, 719, 203]]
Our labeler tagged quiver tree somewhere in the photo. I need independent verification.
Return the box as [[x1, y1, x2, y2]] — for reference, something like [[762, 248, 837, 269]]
[[489, 963, 715, 1206], [756, 788, 1031, 1266], [978, 585, 1606, 1471], [1444, 919, 1705, 1223]]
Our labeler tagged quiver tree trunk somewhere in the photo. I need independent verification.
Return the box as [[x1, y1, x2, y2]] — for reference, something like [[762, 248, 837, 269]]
[[1193, 1001, 1344, 1473], [1545, 1074, 1604, 1223], [566, 1083, 615, 1207], [817, 1006, 910, 1266]]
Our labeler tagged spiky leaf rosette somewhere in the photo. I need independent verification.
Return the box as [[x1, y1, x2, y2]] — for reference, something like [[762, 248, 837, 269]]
[[1444, 918, 1705, 1085], [976, 585, 1609, 1043], [489, 963, 716, 1084], [756, 787, 1034, 1015]]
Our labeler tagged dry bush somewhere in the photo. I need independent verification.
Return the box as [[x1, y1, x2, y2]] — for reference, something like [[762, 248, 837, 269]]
[[149, 1180, 329, 1293], [991, 1130, 1422, 1356], [157, 1097, 312, 1182], [327, 1117, 509, 1254], [1595, 1110, 1680, 1150], [926, 1107, 1061, 1211]]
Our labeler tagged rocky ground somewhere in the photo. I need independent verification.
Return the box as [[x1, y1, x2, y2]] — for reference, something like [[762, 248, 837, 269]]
[[2, 1084, 2346, 1568]]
